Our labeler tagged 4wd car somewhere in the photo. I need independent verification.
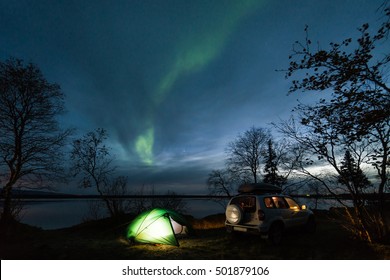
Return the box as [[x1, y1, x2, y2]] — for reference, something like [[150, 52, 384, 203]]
[[225, 183, 316, 244]]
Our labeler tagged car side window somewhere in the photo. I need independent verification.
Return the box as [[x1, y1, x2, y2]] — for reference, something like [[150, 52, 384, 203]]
[[272, 196, 288, 209], [264, 197, 276, 208], [285, 197, 300, 210]]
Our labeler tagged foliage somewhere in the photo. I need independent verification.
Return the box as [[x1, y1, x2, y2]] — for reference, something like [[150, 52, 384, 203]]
[[0, 58, 71, 223], [263, 139, 287, 187], [339, 150, 371, 206], [280, 5, 390, 242], [285, 7, 389, 199], [287, 10, 390, 139]]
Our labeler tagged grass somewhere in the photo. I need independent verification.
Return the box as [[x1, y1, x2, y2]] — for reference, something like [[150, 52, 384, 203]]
[[0, 212, 389, 260]]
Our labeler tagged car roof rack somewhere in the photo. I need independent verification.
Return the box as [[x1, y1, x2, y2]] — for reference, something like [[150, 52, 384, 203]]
[[237, 183, 282, 195]]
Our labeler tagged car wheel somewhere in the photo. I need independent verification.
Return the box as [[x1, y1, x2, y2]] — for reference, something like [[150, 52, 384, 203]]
[[268, 223, 283, 245], [305, 216, 316, 234], [225, 204, 243, 225]]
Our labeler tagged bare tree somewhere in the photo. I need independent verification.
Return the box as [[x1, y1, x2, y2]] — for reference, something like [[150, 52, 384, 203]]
[[275, 116, 387, 242], [226, 126, 270, 183], [207, 169, 237, 207], [70, 128, 129, 217], [105, 175, 130, 217], [0, 58, 71, 223], [81, 179, 131, 222], [271, 139, 310, 193], [128, 185, 187, 214], [154, 190, 187, 214], [207, 169, 234, 197]]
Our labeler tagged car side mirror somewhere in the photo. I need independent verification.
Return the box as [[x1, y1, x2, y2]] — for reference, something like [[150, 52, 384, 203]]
[[301, 205, 307, 210]]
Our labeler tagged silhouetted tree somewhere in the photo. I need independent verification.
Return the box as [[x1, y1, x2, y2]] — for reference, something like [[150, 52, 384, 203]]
[[263, 139, 287, 187], [152, 190, 187, 214], [275, 116, 387, 242], [285, 6, 389, 208], [206, 168, 237, 208], [280, 5, 390, 241], [105, 175, 129, 217], [207, 169, 234, 198], [70, 128, 128, 217], [339, 150, 371, 207], [129, 185, 187, 214], [226, 126, 270, 183], [0, 58, 71, 223]]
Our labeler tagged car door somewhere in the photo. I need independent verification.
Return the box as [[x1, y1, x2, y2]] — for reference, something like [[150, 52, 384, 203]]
[[284, 197, 307, 226], [271, 196, 296, 228]]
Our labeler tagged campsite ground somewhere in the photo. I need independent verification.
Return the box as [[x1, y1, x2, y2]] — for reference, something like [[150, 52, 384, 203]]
[[1, 211, 389, 259]]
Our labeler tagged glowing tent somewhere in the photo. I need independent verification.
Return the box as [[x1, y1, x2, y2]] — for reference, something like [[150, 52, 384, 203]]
[[126, 208, 189, 246]]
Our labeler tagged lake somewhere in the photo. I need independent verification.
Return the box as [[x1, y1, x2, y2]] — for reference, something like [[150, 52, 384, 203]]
[[15, 198, 227, 229], [5, 197, 341, 230]]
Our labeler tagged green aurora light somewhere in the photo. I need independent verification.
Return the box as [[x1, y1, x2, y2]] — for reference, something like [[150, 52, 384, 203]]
[[135, 127, 154, 165], [134, 0, 263, 165]]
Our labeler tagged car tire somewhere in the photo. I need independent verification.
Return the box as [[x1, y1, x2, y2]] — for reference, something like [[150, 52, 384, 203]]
[[225, 204, 243, 225], [268, 223, 283, 245]]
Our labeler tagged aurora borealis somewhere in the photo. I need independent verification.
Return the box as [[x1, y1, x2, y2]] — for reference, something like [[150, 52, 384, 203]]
[[136, 0, 263, 165], [0, 0, 383, 193]]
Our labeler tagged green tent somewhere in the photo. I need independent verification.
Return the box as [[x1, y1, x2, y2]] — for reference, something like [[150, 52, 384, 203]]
[[126, 208, 189, 246]]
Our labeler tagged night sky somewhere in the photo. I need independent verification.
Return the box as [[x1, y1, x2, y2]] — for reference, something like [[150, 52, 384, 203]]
[[0, 0, 384, 194]]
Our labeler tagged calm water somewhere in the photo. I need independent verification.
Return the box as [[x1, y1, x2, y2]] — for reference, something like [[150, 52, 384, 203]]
[[7, 197, 341, 230], [16, 198, 227, 230]]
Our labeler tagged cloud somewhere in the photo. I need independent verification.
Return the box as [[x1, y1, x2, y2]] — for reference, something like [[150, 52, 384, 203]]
[[1, 0, 383, 194], [132, 0, 264, 165]]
